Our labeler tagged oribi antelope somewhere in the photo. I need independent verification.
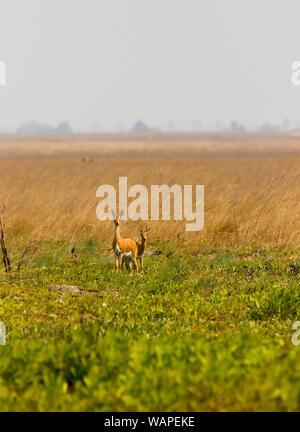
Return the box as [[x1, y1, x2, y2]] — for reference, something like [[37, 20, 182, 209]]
[[122, 225, 150, 272], [112, 210, 138, 272]]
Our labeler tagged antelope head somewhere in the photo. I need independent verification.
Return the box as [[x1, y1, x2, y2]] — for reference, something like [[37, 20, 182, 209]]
[[140, 225, 150, 243], [112, 209, 125, 228]]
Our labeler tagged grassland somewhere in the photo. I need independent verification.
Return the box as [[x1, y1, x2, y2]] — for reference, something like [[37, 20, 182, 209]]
[[0, 133, 299, 411]]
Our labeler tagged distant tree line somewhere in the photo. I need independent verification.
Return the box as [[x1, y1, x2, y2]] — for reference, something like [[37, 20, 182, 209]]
[[17, 121, 72, 134], [3, 118, 293, 134]]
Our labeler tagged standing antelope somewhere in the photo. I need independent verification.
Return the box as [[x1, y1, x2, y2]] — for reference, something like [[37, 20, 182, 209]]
[[122, 226, 150, 272], [112, 210, 138, 272]]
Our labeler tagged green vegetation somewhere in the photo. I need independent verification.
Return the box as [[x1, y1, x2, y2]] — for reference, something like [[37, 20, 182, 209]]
[[0, 240, 299, 411]]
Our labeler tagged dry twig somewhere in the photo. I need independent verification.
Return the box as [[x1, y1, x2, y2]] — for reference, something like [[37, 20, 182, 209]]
[[0, 203, 11, 273]]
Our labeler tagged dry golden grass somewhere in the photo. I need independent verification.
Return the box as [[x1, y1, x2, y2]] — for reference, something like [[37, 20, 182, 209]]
[[1, 133, 300, 250]]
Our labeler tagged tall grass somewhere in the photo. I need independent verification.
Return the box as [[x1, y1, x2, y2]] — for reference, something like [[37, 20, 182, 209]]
[[1, 133, 300, 250]]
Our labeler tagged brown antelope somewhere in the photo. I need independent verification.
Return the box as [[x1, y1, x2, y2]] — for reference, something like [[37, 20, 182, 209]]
[[122, 225, 150, 272], [112, 210, 138, 272]]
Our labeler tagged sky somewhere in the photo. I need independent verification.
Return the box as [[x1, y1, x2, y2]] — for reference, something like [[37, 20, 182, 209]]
[[1, 0, 300, 131]]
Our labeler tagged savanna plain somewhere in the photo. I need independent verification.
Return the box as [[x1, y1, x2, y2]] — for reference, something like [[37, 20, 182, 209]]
[[0, 133, 299, 411]]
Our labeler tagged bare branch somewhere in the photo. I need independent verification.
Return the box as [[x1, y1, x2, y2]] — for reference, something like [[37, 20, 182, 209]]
[[0, 203, 11, 273]]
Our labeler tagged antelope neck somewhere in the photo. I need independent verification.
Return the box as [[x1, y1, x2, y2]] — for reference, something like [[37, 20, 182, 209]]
[[115, 226, 121, 243]]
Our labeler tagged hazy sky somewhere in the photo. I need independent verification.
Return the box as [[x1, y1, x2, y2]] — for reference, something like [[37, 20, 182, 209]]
[[1, 0, 300, 131]]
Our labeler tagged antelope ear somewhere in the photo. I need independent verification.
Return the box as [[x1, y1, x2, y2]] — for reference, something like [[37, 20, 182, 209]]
[[119, 209, 125, 219], [111, 209, 116, 219]]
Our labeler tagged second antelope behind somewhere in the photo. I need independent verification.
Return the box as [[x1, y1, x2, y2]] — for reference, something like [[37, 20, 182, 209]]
[[122, 226, 150, 273], [112, 210, 138, 272]]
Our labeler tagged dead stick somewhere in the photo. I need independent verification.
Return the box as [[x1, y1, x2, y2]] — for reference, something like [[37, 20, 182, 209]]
[[0, 215, 11, 273]]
